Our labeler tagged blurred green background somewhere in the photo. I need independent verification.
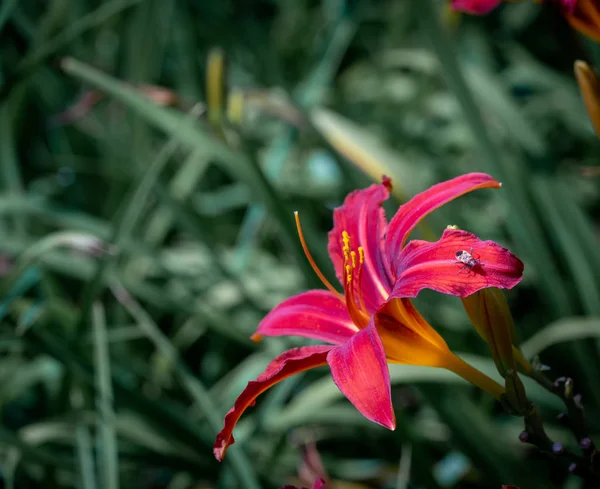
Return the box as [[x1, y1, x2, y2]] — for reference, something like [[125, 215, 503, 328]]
[[2, 0, 600, 488]]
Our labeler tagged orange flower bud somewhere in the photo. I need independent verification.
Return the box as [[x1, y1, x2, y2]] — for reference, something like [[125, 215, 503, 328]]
[[575, 60, 600, 140], [462, 288, 517, 377]]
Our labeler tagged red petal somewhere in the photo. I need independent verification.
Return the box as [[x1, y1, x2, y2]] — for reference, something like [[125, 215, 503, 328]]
[[214, 346, 332, 461], [451, 0, 501, 14], [298, 442, 329, 488], [561, 0, 577, 14], [255, 290, 358, 345], [385, 173, 500, 278], [390, 229, 524, 299], [328, 180, 393, 313], [326, 321, 396, 430], [312, 479, 326, 489]]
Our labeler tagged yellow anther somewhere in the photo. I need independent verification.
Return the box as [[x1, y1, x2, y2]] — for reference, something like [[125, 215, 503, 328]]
[[342, 230, 350, 250], [351, 251, 357, 268], [342, 231, 353, 267], [358, 247, 365, 265], [345, 264, 352, 283]]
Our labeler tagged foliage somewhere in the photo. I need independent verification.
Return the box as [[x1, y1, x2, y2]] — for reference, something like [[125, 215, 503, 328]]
[[0, 1, 600, 488]]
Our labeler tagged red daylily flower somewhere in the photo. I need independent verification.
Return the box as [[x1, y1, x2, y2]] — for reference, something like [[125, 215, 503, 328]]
[[214, 173, 524, 461], [452, 0, 600, 42]]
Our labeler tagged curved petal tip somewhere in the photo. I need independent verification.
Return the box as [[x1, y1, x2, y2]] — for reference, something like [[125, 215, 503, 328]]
[[327, 323, 396, 430], [213, 346, 332, 461]]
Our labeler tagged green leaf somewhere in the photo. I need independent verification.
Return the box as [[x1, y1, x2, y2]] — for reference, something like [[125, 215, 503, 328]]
[[60, 57, 317, 284], [107, 279, 261, 489], [92, 303, 119, 489], [521, 317, 600, 358]]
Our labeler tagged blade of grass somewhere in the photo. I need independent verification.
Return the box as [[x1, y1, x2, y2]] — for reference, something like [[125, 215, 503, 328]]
[[151, 182, 266, 309], [0, 355, 62, 406], [0, 0, 144, 99], [76, 103, 204, 338], [0, 425, 74, 469], [233, 18, 356, 273], [60, 57, 319, 285], [0, 231, 109, 301], [416, 0, 571, 317], [0, 102, 26, 237], [142, 149, 210, 246], [92, 302, 119, 489], [0, 234, 254, 346], [532, 176, 600, 316], [123, 0, 175, 180], [0, 196, 165, 278], [521, 317, 600, 358], [530, 175, 600, 406], [0, 0, 18, 33], [25, 327, 211, 454], [232, 129, 297, 273], [0, 268, 41, 322], [2, 447, 19, 489], [463, 64, 547, 156], [74, 419, 98, 489], [553, 178, 600, 284], [395, 444, 412, 489], [108, 279, 261, 489]]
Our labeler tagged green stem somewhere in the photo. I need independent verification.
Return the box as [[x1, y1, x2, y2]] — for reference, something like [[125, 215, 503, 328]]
[[528, 371, 592, 445]]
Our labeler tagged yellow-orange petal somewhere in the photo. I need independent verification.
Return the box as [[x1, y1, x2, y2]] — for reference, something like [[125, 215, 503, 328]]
[[375, 303, 450, 367]]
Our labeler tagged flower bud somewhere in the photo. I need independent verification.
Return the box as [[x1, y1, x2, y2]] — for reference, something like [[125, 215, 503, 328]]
[[575, 60, 600, 140], [462, 288, 517, 377], [206, 47, 227, 125]]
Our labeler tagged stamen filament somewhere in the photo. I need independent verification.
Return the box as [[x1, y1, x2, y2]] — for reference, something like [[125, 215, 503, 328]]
[[355, 246, 368, 312], [294, 212, 344, 301]]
